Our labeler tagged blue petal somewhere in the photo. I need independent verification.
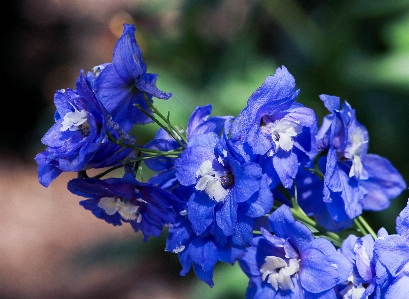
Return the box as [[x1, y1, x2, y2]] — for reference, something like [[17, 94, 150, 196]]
[[188, 192, 216, 234], [361, 154, 407, 211], [112, 24, 145, 81], [243, 174, 274, 218], [94, 63, 151, 129], [269, 205, 314, 249], [230, 66, 299, 147], [232, 160, 265, 203], [299, 238, 351, 293], [339, 234, 359, 263], [335, 168, 364, 219], [178, 248, 193, 276], [304, 288, 337, 299], [165, 218, 192, 253], [79, 198, 123, 226], [272, 150, 299, 188], [186, 105, 213, 136], [231, 213, 253, 247], [189, 237, 219, 286], [36, 161, 62, 188], [396, 200, 409, 241], [355, 235, 375, 282], [384, 273, 409, 299], [175, 133, 219, 186], [375, 234, 409, 276], [215, 194, 237, 236], [135, 73, 171, 99], [319, 94, 340, 113], [245, 278, 278, 299]]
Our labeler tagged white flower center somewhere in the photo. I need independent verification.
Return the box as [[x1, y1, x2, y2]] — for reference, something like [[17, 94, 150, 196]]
[[260, 256, 300, 291], [92, 63, 108, 77], [61, 106, 90, 135], [261, 118, 302, 152], [98, 197, 142, 222], [173, 245, 185, 253], [195, 160, 231, 202], [343, 127, 368, 179]]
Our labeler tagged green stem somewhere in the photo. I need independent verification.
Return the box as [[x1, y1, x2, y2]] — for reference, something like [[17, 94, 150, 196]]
[[147, 100, 188, 145], [136, 104, 186, 149], [291, 208, 343, 247], [290, 205, 343, 247], [90, 164, 125, 179], [106, 130, 183, 157], [357, 216, 377, 239], [304, 167, 324, 180], [276, 184, 344, 247], [88, 152, 180, 179], [353, 218, 367, 236], [138, 94, 188, 148]]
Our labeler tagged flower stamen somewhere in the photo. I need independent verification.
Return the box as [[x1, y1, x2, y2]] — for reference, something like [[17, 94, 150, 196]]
[[260, 256, 300, 291], [195, 160, 231, 202]]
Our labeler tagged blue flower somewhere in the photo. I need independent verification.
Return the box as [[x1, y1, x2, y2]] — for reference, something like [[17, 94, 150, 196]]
[[35, 72, 132, 187], [145, 105, 228, 172], [371, 201, 409, 299], [230, 66, 317, 188], [165, 186, 246, 286], [93, 24, 171, 131], [311, 95, 406, 230], [67, 173, 183, 240], [239, 205, 351, 299], [338, 234, 377, 298], [336, 201, 409, 298], [295, 167, 355, 232], [174, 132, 273, 247], [146, 105, 229, 189]]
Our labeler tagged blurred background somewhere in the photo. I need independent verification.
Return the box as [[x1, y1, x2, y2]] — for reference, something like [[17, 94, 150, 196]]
[[1, 0, 409, 298]]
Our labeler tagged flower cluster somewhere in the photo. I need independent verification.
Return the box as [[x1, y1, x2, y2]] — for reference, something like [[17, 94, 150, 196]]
[[36, 24, 407, 298]]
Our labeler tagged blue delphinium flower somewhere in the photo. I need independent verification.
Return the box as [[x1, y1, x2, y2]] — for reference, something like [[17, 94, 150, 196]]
[[67, 173, 183, 240], [230, 66, 318, 188], [93, 24, 171, 131], [317, 95, 368, 223], [35, 72, 132, 187], [165, 186, 246, 286], [175, 131, 273, 245], [295, 167, 354, 232], [307, 95, 407, 230], [338, 234, 377, 298], [146, 104, 229, 189], [239, 205, 351, 299], [336, 201, 409, 298], [372, 201, 409, 298]]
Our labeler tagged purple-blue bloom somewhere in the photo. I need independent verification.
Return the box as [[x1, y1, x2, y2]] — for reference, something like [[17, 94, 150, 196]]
[[239, 205, 351, 299], [35, 72, 132, 187], [308, 95, 407, 230], [67, 173, 183, 240], [165, 186, 246, 286], [338, 234, 378, 298], [336, 201, 409, 298], [175, 131, 273, 247], [230, 66, 318, 188], [371, 201, 409, 299], [93, 24, 171, 131], [145, 104, 228, 175], [146, 105, 229, 192]]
